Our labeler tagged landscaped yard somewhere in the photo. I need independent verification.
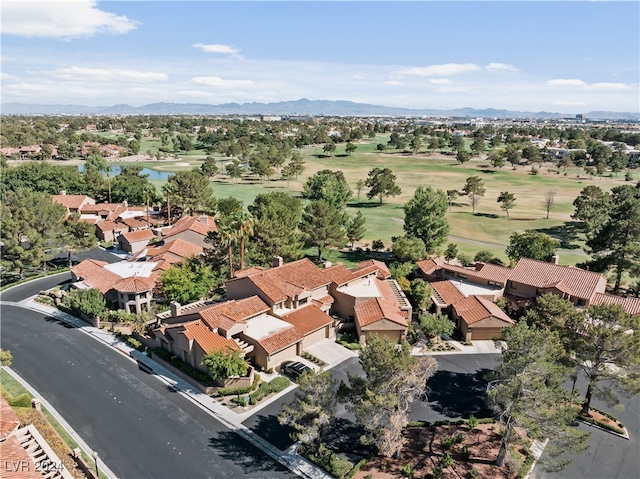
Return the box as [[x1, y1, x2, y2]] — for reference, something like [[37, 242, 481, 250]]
[[354, 421, 533, 479]]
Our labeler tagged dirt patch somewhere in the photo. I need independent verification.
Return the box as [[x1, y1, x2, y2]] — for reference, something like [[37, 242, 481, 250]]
[[354, 423, 530, 479]]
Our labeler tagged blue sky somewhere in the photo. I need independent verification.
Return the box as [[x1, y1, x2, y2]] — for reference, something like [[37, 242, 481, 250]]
[[1, 1, 638, 113]]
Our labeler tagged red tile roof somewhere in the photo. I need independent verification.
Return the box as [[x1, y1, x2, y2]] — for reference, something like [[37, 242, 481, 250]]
[[591, 293, 640, 316], [453, 296, 514, 325], [233, 266, 266, 278], [256, 325, 303, 354], [416, 257, 444, 276], [443, 262, 512, 284], [0, 435, 41, 479], [234, 258, 331, 304], [0, 395, 20, 440], [323, 264, 356, 286], [96, 220, 128, 232], [113, 275, 155, 293], [163, 215, 218, 238], [198, 296, 270, 331], [132, 238, 203, 261], [80, 203, 122, 214], [51, 194, 93, 210], [510, 258, 605, 300], [181, 320, 241, 353], [429, 279, 466, 306], [120, 229, 155, 244], [354, 297, 408, 328], [280, 304, 333, 335], [354, 259, 391, 279], [72, 259, 121, 294]]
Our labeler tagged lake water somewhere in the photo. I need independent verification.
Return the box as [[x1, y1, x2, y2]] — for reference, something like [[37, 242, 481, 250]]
[[76, 165, 174, 181]]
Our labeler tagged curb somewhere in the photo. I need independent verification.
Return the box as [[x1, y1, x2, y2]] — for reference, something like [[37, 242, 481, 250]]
[[575, 416, 630, 440]]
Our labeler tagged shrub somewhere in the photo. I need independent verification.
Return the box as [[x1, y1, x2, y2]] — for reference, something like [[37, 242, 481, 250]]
[[202, 349, 249, 381], [125, 337, 143, 351], [441, 453, 454, 468], [431, 466, 443, 479], [454, 433, 466, 444], [8, 393, 33, 408], [249, 376, 290, 403], [306, 445, 353, 479], [467, 414, 478, 429], [530, 166, 539, 175], [469, 468, 479, 479], [442, 435, 456, 450], [217, 375, 261, 397], [461, 445, 471, 460], [401, 463, 415, 477], [63, 288, 105, 318]]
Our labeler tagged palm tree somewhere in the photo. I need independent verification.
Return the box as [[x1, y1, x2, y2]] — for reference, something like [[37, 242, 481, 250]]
[[233, 213, 254, 271], [219, 225, 239, 278]]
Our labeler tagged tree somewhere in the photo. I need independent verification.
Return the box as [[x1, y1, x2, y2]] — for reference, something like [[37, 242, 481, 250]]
[[288, 151, 306, 178], [83, 154, 107, 200], [322, 142, 336, 156], [342, 336, 438, 458], [410, 136, 422, 154], [371, 239, 385, 252], [470, 137, 485, 156], [303, 170, 353, 209], [544, 189, 557, 219], [449, 135, 464, 152], [279, 371, 338, 455], [364, 167, 402, 206], [572, 186, 611, 237], [164, 169, 216, 215], [409, 279, 432, 312], [586, 185, 640, 291], [232, 212, 254, 271], [403, 186, 450, 254], [226, 158, 243, 183], [202, 348, 249, 381], [419, 313, 454, 341], [456, 149, 470, 165], [462, 176, 486, 214], [175, 134, 193, 156], [63, 288, 106, 318], [248, 192, 304, 263], [497, 191, 516, 217], [249, 155, 274, 184], [300, 200, 346, 261], [0, 349, 12, 367], [201, 156, 219, 178], [573, 304, 640, 415], [280, 163, 295, 188], [160, 259, 215, 304], [488, 322, 589, 471], [345, 142, 357, 156], [392, 236, 427, 262], [444, 243, 458, 262], [505, 144, 521, 166], [355, 179, 366, 203], [488, 151, 505, 170], [111, 166, 160, 205], [346, 211, 366, 250], [506, 230, 559, 263], [446, 189, 459, 211]]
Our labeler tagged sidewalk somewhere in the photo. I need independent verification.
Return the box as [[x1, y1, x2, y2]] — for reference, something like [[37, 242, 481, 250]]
[[413, 336, 504, 356], [21, 299, 334, 479]]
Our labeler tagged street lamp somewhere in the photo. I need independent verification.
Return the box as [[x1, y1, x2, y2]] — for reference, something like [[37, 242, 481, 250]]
[[92, 451, 99, 477]]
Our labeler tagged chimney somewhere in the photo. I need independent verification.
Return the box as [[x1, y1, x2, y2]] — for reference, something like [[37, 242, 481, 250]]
[[60, 190, 67, 195], [475, 262, 485, 271], [170, 301, 181, 317], [551, 255, 560, 265], [272, 255, 283, 268], [198, 215, 208, 223], [323, 261, 332, 269]]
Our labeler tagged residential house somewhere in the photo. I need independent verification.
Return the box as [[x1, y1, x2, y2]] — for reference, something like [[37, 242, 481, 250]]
[[506, 257, 606, 307], [51, 191, 95, 215], [590, 293, 640, 316], [452, 296, 515, 341], [118, 229, 156, 254], [113, 276, 155, 314], [160, 215, 218, 249]]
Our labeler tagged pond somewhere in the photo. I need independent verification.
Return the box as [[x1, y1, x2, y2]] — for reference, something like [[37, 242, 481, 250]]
[[77, 165, 174, 181]]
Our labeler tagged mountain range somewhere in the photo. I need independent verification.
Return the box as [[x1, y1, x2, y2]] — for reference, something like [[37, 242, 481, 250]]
[[1, 98, 637, 120]]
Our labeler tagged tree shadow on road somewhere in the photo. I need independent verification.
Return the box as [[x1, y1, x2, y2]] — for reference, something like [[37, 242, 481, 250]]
[[244, 412, 296, 451], [208, 430, 291, 475], [426, 368, 493, 419], [324, 417, 373, 461]]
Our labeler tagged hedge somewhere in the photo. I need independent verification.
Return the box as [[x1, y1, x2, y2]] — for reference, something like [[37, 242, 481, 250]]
[[218, 375, 261, 397], [249, 376, 290, 404]]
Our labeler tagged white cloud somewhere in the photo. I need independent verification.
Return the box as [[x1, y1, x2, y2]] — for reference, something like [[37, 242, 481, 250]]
[[191, 76, 254, 88], [435, 86, 468, 93], [50, 67, 168, 83], [400, 63, 480, 76], [546, 79, 588, 87], [587, 82, 630, 91], [192, 43, 241, 58], [429, 79, 452, 85], [1, 0, 138, 38], [485, 63, 519, 72], [385, 80, 403, 86]]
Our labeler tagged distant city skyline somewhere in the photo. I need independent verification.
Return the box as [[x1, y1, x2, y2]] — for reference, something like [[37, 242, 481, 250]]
[[1, 1, 638, 113]]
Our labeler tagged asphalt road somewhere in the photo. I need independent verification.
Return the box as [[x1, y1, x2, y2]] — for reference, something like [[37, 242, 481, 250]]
[[243, 354, 499, 454], [1, 284, 294, 479], [0, 271, 72, 303]]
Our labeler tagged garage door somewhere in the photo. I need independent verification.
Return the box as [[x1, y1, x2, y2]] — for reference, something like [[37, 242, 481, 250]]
[[470, 328, 504, 340], [303, 327, 328, 348]]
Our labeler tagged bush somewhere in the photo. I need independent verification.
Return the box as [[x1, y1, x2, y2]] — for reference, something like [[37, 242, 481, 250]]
[[469, 468, 479, 479], [461, 445, 471, 460], [456, 253, 473, 267], [401, 463, 415, 477], [63, 288, 105, 318], [454, 433, 466, 444], [431, 466, 443, 479], [125, 337, 143, 351], [441, 453, 454, 468], [306, 445, 353, 479], [442, 436, 456, 450], [249, 376, 290, 404], [8, 393, 33, 408], [467, 414, 478, 429], [217, 375, 261, 397]]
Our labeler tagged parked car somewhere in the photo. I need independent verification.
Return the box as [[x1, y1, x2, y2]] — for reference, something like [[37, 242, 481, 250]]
[[280, 360, 312, 380]]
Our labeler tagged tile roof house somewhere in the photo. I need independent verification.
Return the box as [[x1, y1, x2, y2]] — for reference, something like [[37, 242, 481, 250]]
[[506, 258, 606, 307], [452, 296, 515, 341], [161, 215, 218, 249], [51, 192, 95, 214], [117, 229, 156, 254], [590, 293, 640, 316]]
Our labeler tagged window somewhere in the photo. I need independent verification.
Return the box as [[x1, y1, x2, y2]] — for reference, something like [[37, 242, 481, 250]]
[[509, 282, 517, 290], [299, 297, 308, 305], [458, 274, 467, 280]]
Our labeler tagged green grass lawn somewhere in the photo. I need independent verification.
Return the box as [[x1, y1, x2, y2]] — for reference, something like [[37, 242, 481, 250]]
[[112, 134, 637, 267]]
